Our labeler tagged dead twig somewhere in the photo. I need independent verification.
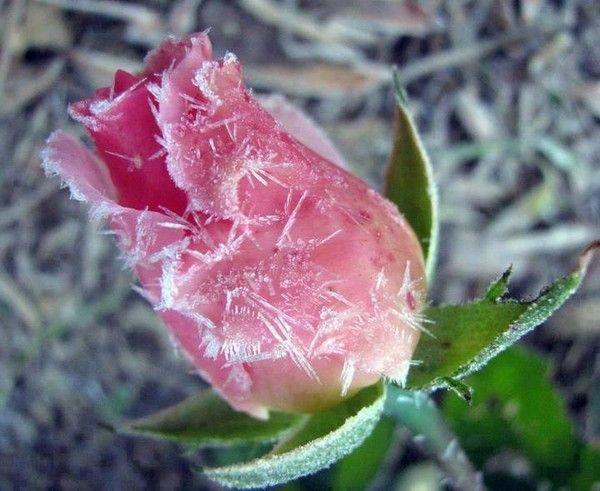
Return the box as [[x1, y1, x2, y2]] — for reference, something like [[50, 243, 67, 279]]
[[0, 271, 42, 332], [0, 0, 27, 104], [33, 0, 160, 30]]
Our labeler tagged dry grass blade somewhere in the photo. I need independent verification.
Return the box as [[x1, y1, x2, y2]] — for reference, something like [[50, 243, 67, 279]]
[[395, 20, 573, 84], [239, 0, 375, 46], [0, 182, 57, 228], [34, 0, 160, 28], [70, 49, 142, 88], [245, 62, 388, 99], [0, 271, 42, 332], [572, 82, 600, 118], [0, 59, 65, 115], [330, 1, 439, 38]]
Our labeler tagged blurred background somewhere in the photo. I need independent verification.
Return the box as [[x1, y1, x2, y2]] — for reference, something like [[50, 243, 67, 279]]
[[0, 0, 599, 489]]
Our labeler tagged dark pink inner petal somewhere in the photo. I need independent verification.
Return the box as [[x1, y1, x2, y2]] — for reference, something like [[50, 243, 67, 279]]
[[70, 71, 188, 214], [67, 33, 215, 216], [113, 69, 140, 94]]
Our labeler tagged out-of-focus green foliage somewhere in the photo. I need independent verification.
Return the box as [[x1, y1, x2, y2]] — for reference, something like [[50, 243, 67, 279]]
[[442, 347, 600, 489], [393, 463, 442, 491]]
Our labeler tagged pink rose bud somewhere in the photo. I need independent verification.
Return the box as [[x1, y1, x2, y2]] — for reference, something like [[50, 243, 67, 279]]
[[43, 32, 426, 418]]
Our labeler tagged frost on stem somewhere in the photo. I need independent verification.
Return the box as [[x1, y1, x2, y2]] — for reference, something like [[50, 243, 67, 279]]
[[42, 31, 427, 416]]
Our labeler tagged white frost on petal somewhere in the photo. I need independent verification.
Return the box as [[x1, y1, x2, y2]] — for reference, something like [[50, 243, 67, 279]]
[[200, 329, 222, 359], [131, 283, 159, 304], [192, 60, 224, 109], [314, 228, 342, 247], [386, 359, 411, 388], [149, 236, 191, 264], [254, 308, 318, 381], [221, 338, 270, 364], [310, 307, 360, 356], [104, 150, 144, 172], [276, 190, 308, 247], [340, 359, 356, 396], [119, 211, 158, 267]]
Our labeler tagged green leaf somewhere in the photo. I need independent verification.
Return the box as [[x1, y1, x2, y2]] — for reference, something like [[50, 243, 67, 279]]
[[123, 389, 302, 446], [571, 446, 600, 490], [204, 382, 385, 489], [385, 74, 439, 281], [408, 302, 527, 389], [407, 243, 599, 391], [331, 416, 396, 491], [442, 347, 600, 489]]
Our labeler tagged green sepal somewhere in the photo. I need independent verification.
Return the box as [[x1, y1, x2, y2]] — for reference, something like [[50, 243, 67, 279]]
[[122, 389, 302, 446], [204, 382, 386, 489], [385, 73, 439, 282]]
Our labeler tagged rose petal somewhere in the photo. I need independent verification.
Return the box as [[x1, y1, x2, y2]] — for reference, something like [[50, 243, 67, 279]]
[[142, 31, 212, 78], [258, 94, 348, 169], [42, 130, 117, 203], [69, 71, 188, 214]]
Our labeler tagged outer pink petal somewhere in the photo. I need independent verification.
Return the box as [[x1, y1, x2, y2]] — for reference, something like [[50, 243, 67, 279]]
[[43, 131, 271, 418], [42, 131, 117, 204], [257, 94, 348, 169], [161, 310, 270, 419], [42, 132, 189, 270]]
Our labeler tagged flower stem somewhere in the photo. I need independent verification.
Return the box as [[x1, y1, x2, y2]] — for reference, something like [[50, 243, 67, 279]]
[[384, 385, 485, 491]]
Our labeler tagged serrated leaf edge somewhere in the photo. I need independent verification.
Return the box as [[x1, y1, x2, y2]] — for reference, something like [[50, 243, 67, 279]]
[[414, 242, 599, 392]]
